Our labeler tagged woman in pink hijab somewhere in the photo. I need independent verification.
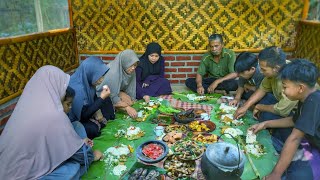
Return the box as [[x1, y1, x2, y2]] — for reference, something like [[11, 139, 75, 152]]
[[0, 65, 102, 180]]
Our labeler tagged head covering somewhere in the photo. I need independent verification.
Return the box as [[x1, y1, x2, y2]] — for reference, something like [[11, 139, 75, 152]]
[[0, 65, 84, 179], [69, 57, 109, 121], [98, 49, 139, 104], [138, 42, 164, 80]]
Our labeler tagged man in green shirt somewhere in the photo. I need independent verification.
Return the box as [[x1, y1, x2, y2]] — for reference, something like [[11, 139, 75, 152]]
[[185, 34, 238, 95]]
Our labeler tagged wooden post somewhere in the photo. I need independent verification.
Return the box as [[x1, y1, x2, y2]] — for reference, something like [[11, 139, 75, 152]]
[[68, 0, 73, 28], [302, 0, 310, 20]]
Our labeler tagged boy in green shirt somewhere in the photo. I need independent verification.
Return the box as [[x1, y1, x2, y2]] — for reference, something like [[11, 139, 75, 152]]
[[234, 46, 296, 141], [185, 34, 238, 95], [234, 47, 297, 120]]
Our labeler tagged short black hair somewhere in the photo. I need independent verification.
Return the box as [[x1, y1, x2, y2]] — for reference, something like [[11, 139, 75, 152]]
[[65, 86, 75, 100], [258, 46, 286, 68], [279, 59, 319, 88], [209, 34, 223, 44], [234, 52, 258, 73]]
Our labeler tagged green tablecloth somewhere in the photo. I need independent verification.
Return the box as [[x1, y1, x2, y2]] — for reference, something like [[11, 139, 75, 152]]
[[82, 95, 278, 180]]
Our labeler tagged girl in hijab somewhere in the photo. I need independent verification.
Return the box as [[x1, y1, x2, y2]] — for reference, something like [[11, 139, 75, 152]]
[[0, 65, 102, 180], [136, 42, 172, 102], [69, 57, 115, 139], [98, 49, 139, 118]]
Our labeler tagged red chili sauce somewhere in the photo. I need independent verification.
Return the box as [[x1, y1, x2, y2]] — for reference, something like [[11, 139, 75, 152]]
[[142, 143, 164, 159]]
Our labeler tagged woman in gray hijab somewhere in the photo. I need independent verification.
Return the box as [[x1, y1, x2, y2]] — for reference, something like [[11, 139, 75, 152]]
[[98, 49, 139, 118], [0, 66, 102, 180]]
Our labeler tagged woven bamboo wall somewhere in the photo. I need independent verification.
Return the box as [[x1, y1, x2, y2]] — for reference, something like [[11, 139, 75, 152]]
[[0, 30, 78, 104], [71, 0, 304, 53], [294, 20, 320, 69]]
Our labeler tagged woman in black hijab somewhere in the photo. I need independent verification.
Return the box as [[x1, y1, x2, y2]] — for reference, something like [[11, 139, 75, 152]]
[[136, 42, 172, 102]]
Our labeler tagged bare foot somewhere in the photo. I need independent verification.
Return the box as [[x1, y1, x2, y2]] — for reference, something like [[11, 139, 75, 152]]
[[93, 150, 103, 161]]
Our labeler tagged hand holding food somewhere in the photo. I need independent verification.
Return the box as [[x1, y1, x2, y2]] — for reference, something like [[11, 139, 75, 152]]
[[126, 106, 137, 118], [100, 85, 111, 99], [233, 106, 247, 119], [249, 122, 266, 134], [103, 85, 109, 90]]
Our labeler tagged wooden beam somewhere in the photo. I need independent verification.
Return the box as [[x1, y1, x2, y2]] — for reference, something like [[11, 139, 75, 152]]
[[300, 20, 320, 26], [0, 28, 73, 45]]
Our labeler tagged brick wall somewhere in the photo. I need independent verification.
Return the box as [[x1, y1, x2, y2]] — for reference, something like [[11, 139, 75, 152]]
[[80, 54, 203, 84], [0, 98, 18, 134]]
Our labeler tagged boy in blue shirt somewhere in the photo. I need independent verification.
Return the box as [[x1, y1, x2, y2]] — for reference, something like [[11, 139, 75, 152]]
[[250, 59, 319, 179]]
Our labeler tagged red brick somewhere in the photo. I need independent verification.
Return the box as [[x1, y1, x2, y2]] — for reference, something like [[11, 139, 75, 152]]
[[165, 68, 177, 72], [80, 56, 87, 60], [176, 56, 191, 60], [165, 74, 171, 78], [171, 62, 185, 66], [187, 62, 200, 66], [164, 56, 175, 61], [192, 55, 202, 60], [187, 74, 196, 78], [0, 103, 16, 115], [180, 79, 186, 83], [178, 68, 193, 72], [0, 116, 10, 126], [172, 74, 186, 78], [102, 56, 115, 60], [165, 62, 170, 66], [170, 80, 179, 83]]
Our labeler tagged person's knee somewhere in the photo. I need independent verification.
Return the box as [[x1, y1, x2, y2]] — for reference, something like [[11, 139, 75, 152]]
[[185, 78, 191, 87], [185, 78, 197, 92]]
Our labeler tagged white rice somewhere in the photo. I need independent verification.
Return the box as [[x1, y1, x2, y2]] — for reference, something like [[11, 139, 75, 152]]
[[224, 128, 243, 138], [112, 165, 127, 176], [126, 126, 141, 136], [246, 130, 257, 144], [106, 144, 130, 156], [219, 103, 237, 113]]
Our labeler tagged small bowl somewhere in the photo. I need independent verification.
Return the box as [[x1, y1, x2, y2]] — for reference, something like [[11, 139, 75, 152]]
[[174, 110, 195, 124], [136, 140, 169, 163]]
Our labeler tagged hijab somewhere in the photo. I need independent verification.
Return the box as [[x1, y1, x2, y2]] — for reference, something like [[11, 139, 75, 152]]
[[138, 42, 163, 80], [0, 65, 84, 180], [98, 49, 139, 104], [69, 56, 109, 121]]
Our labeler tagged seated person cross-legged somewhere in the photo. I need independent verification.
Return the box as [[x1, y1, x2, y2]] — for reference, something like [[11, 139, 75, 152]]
[[136, 42, 172, 102], [98, 49, 140, 118], [185, 33, 238, 95]]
